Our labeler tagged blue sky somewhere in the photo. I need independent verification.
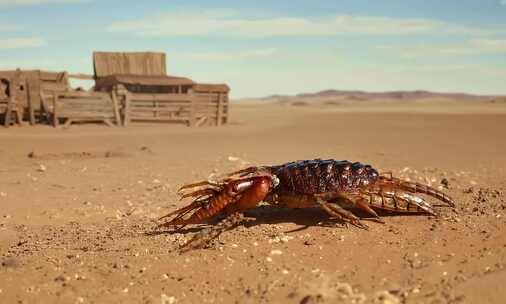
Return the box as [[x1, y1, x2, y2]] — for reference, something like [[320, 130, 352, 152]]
[[1, 0, 505, 98]]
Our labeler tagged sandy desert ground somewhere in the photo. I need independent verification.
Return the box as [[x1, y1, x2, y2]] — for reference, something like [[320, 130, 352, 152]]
[[1, 100, 506, 304]]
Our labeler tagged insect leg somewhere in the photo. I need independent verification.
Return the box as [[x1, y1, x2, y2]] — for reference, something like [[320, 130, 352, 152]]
[[338, 193, 384, 223], [315, 195, 369, 230], [179, 212, 254, 252]]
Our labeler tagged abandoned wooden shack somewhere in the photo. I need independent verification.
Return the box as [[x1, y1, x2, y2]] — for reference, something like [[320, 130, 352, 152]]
[[92, 52, 229, 127], [0, 51, 230, 128], [0, 69, 70, 126]]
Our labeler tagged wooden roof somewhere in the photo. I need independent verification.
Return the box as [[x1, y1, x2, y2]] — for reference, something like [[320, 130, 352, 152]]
[[95, 74, 194, 87], [93, 52, 167, 78], [192, 83, 230, 93]]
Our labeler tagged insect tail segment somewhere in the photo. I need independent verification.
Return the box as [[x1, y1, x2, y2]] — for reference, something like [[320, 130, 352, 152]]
[[379, 176, 455, 207], [360, 191, 437, 215]]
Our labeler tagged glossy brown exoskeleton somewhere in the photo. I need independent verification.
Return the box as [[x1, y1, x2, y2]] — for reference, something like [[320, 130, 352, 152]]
[[159, 159, 454, 250]]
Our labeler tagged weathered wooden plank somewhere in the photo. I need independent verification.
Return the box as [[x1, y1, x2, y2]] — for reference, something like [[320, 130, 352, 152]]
[[123, 92, 131, 127], [217, 93, 223, 126], [52, 94, 58, 127], [41, 82, 69, 92], [128, 116, 190, 122], [130, 102, 192, 107], [127, 108, 190, 113], [59, 112, 115, 118], [93, 52, 166, 77], [62, 118, 73, 129], [129, 93, 193, 102], [57, 91, 110, 98], [111, 90, 121, 126], [68, 74, 95, 80]]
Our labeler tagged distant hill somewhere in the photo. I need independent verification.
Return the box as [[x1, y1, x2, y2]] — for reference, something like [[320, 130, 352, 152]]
[[236, 90, 504, 105], [295, 89, 495, 102]]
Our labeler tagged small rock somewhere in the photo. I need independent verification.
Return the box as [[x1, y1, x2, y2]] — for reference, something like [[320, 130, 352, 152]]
[[300, 295, 319, 304], [374, 291, 400, 304], [161, 294, 177, 304], [228, 156, 240, 162], [1, 258, 19, 268], [55, 275, 70, 282], [440, 178, 449, 188], [38, 164, 47, 172]]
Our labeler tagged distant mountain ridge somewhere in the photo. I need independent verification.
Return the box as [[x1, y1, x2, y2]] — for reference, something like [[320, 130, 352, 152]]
[[295, 89, 496, 102]]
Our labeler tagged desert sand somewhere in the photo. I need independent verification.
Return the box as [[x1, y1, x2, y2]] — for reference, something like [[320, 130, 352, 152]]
[[1, 100, 505, 303]]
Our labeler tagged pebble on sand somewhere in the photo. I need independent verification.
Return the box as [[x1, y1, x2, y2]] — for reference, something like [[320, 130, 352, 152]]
[[161, 294, 177, 304]]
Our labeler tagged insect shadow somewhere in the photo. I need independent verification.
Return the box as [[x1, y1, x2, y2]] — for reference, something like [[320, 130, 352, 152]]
[[146, 204, 429, 236]]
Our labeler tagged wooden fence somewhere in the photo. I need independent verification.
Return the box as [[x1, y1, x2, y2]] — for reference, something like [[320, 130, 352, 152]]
[[52, 91, 121, 128], [117, 88, 228, 127], [2, 70, 229, 128]]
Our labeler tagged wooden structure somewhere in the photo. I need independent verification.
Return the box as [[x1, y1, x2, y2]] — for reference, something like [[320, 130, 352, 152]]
[[117, 84, 230, 127], [52, 91, 121, 128], [93, 52, 166, 77], [0, 51, 230, 128], [93, 52, 230, 127], [0, 69, 71, 126], [95, 74, 194, 94], [0, 71, 23, 126], [193, 84, 230, 126]]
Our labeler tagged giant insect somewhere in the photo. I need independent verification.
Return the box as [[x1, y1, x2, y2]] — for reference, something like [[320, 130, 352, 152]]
[[159, 159, 454, 250]]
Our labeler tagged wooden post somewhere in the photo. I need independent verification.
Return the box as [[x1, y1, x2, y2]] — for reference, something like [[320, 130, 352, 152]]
[[27, 73, 41, 125], [217, 92, 223, 127], [123, 91, 131, 127], [4, 91, 12, 127], [154, 98, 158, 119], [111, 90, 121, 126], [52, 93, 58, 127], [223, 93, 229, 124], [188, 89, 195, 127]]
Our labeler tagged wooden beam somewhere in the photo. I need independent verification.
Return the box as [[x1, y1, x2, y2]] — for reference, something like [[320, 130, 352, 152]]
[[123, 91, 131, 127], [27, 74, 41, 125], [217, 92, 223, 126], [68, 74, 95, 80], [188, 89, 195, 127], [111, 90, 121, 126], [52, 94, 58, 127]]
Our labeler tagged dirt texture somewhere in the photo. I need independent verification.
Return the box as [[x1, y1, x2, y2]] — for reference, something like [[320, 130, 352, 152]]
[[1, 101, 505, 304]]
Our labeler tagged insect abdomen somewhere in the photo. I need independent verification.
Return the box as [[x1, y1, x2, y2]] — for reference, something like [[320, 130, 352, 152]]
[[272, 159, 372, 195]]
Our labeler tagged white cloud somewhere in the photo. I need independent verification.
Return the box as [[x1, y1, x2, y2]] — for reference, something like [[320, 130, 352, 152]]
[[0, 37, 47, 49], [377, 38, 506, 58], [186, 48, 278, 61], [0, 23, 18, 32], [0, 0, 83, 6], [108, 11, 501, 37]]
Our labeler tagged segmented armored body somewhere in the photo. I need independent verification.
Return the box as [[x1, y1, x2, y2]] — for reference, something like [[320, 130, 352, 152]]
[[159, 159, 454, 250]]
